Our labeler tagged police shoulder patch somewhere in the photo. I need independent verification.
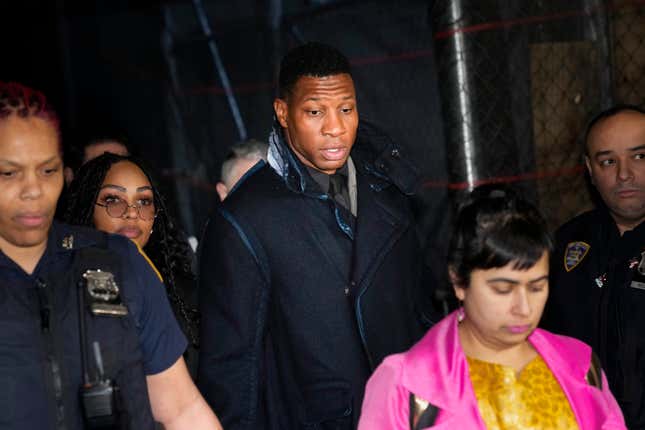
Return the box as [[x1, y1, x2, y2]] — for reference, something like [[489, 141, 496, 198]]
[[564, 241, 590, 272]]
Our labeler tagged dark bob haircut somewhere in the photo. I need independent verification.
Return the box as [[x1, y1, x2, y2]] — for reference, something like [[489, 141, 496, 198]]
[[448, 185, 553, 286], [278, 41, 351, 98]]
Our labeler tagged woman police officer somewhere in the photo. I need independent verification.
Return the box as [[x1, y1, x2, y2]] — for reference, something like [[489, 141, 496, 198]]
[[0, 82, 221, 429]]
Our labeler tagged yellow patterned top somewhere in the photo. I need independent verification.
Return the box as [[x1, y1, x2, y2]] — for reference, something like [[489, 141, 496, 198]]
[[466, 355, 579, 430]]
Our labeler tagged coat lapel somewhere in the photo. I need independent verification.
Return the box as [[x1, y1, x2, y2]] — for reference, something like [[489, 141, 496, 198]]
[[303, 198, 354, 282], [350, 172, 410, 292]]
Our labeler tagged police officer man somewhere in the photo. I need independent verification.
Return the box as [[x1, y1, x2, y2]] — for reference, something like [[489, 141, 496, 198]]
[[544, 105, 645, 429], [0, 82, 222, 429]]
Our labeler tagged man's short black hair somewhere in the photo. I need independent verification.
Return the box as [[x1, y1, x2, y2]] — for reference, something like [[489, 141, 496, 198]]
[[278, 42, 352, 98], [583, 104, 645, 154]]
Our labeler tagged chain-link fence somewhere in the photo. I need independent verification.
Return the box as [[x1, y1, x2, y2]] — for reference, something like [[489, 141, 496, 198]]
[[613, 1, 645, 106], [153, 0, 644, 295], [432, 0, 645, 230]]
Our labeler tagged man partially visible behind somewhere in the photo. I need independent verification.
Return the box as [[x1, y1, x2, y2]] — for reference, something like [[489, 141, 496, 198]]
[[82, 136, 130, 164], [216, 139, 268, 201], [64, 134, 130, 185], [198, 42, 429, 429], [543, 105, 645, 429]]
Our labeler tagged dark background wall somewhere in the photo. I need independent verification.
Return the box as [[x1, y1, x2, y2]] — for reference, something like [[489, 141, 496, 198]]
[[3, 0, 644, 304]]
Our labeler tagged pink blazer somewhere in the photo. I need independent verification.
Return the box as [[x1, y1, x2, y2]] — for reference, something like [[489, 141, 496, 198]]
[[358, 311, 626, 429]]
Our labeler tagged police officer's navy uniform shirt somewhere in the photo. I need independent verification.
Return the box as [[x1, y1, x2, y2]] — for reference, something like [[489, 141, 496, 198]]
[[543, 208, 645, 429], [0, 222, 187, 428]]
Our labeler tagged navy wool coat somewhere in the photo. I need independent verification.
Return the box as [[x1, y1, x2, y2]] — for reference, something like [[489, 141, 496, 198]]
[[198, 121, 431, 429]]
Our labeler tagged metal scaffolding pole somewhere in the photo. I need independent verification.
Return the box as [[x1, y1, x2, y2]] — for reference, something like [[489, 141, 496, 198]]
[[192, 0, 248, 141], [434, 0, 479, 192], [161, 5, 197, 237], [269, 0, 283, 84], [585, 0, 614, 109]]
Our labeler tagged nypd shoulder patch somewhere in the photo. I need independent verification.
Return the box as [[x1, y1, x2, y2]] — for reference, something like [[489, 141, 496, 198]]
[[564, 241, 590, 272]]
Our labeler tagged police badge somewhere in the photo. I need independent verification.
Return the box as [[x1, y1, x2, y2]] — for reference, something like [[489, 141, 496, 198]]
[[564, 241, 590, 272], [83, 269, 128, 316]]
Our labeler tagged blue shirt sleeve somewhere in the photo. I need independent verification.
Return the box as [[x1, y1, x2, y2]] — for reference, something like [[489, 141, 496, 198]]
[[111, 236, 188, 375]]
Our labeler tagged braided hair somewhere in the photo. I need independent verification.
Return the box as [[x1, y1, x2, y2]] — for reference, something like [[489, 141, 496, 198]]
[[0, 82, 61, 150], [0, 81, 59, 124], [63, 153, 199, 348]]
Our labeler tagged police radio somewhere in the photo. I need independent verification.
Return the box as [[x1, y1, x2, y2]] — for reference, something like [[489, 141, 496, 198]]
[[78, 269, 127, 428], [80, 342, 118, 428]]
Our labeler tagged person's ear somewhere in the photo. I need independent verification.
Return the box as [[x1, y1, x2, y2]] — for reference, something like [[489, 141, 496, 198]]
[[584, 155, 595, 186], [273, 98, 288, 128], [449, 267, 466, 301], [216, 182, 228, 201]]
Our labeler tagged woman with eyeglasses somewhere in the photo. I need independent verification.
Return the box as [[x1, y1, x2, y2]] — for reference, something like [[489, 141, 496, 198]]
[[63, 152, 200, 377]]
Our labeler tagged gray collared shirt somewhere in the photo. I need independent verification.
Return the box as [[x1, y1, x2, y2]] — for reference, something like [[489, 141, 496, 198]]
[[305, 157, 358, 216]]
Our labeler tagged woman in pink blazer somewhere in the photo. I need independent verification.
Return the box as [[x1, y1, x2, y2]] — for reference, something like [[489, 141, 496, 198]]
[[359, 186, 626, 430]]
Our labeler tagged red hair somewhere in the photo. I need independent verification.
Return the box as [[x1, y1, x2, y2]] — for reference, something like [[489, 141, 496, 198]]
[[0, 82, 60, 133], [0, 82, 62, 153]]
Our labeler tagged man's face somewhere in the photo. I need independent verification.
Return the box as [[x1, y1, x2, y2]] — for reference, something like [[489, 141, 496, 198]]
[[273, 73, 358, 175], [0, 116, 63, 251], [585, 111, 645, 233]]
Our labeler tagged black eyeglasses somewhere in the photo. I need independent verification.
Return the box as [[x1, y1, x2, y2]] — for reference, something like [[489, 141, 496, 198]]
[[95, 197, 156, 221]]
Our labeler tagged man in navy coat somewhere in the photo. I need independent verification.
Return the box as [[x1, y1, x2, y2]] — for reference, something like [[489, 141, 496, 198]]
[[198, 42, 430, 429]]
